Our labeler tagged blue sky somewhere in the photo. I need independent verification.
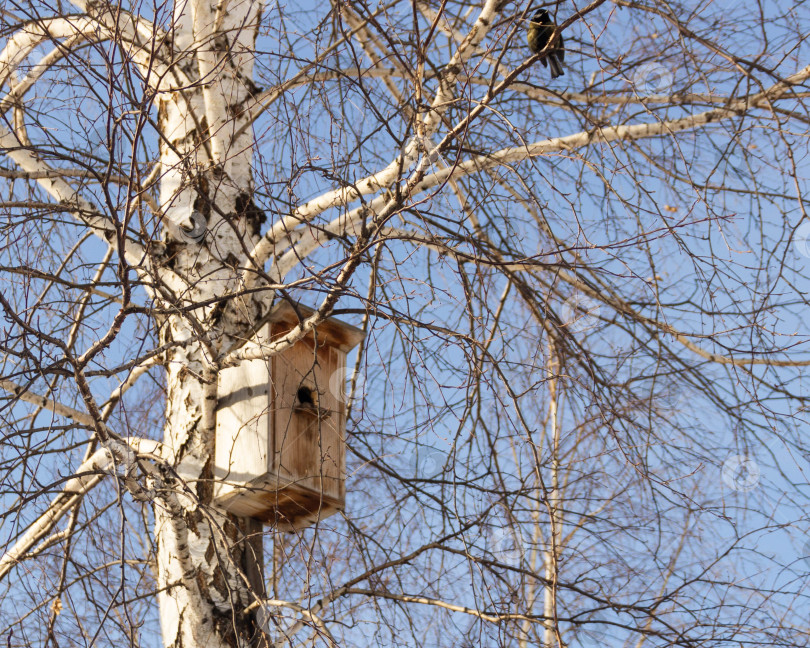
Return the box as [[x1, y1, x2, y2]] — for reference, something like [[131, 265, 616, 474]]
[[2, 0, 810, 645]]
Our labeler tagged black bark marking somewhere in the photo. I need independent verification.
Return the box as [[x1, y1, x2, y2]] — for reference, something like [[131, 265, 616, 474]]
[[235, 192, 266, 237]]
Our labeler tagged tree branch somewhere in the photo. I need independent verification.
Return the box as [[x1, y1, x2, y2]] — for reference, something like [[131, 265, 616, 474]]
[[0, 437, 164, 583]]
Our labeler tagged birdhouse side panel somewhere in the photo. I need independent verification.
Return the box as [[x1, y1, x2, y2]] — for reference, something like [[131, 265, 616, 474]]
[[326, 345, 346, 500], [317, 345, 344, 500], [213, 357, 272, 498]]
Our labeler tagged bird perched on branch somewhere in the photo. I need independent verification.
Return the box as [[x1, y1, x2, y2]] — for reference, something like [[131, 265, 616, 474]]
[[527, 8, 565, 79]]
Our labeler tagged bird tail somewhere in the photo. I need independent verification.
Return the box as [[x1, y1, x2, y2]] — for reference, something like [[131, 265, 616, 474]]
[[548, 54, 564, 79]]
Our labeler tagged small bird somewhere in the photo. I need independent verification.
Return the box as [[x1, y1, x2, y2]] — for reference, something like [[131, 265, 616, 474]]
[[527, 8, 564, 79], [297, 386, 315, 409], [295, 385, 332, 420]]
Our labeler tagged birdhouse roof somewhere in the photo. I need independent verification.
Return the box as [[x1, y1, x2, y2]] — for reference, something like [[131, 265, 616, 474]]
[[262, 301, 365, 352]]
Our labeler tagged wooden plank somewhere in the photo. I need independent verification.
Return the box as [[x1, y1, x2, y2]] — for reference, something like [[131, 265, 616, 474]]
[[216, 472, 342, 531], [262, 301, 365, 352], [331, 346, 347, 501], [213, 356, 271, 499], [270, 329, 343, 500]]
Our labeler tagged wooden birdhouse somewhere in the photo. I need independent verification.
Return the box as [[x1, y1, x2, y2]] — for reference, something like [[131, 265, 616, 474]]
[[213, 302, 363, 531]]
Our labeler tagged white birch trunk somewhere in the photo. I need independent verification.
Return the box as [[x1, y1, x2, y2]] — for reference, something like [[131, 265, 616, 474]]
[[153, 1, 267, 645]]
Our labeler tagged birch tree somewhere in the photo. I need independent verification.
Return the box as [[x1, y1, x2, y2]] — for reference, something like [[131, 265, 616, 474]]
[[2, 0, 810, 647]]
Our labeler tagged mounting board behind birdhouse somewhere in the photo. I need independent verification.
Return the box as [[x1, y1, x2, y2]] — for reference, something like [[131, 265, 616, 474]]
[[214, 302, 363, 531]]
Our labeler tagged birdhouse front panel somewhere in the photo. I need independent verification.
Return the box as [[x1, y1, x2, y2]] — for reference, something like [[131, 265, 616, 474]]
[[269, 324, 344, 503], [213, 302, 363, 531]]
